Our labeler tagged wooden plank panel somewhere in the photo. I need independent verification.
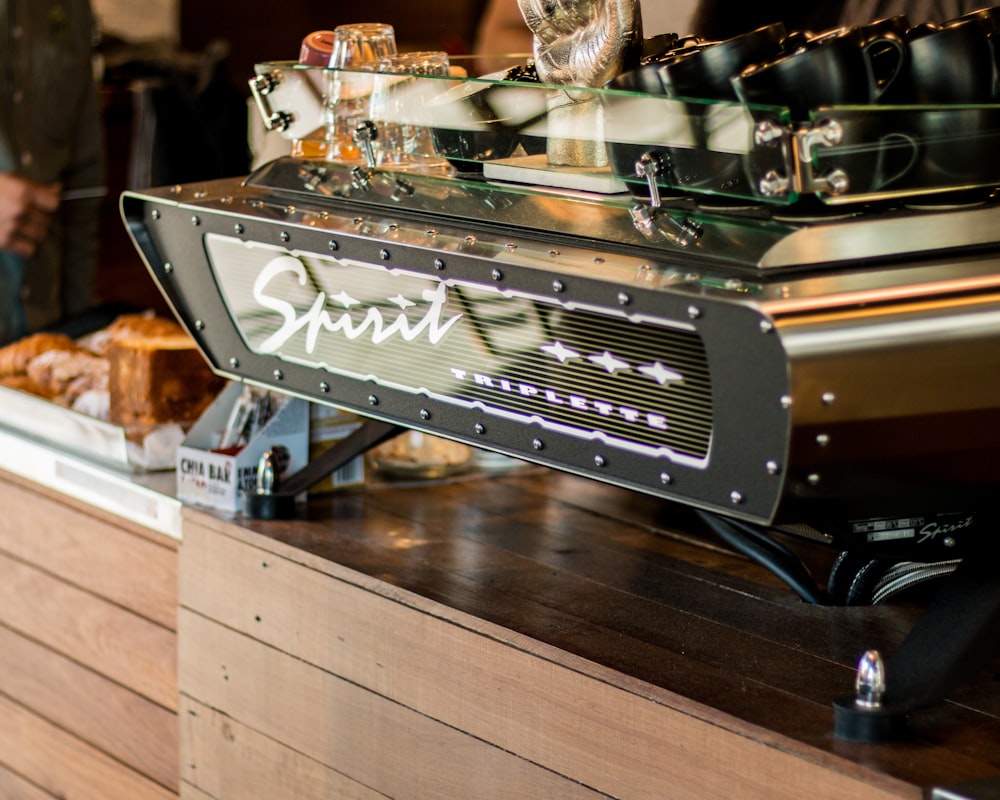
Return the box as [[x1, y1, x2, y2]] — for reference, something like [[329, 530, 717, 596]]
[[181, 516, 950, 799], [180, 697, 389, 800], [0, 764, 54, 800], [180, 540, 913, 800], [0, 625, 178, 791], [181, 783, 217, 800], [0, 551, 177, 710], [179, 610, 612, 800], [0, 478, 177, 630], [0, 694, 176, 800]]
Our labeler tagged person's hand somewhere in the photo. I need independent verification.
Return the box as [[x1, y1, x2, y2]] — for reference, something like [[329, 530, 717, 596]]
[[0, 173, 61, 258], [516, 0, 640, 87]]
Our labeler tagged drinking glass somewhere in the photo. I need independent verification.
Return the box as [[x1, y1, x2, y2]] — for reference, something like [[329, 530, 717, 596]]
[[369, 50, 453, 172], [324, 23, 398, 163]]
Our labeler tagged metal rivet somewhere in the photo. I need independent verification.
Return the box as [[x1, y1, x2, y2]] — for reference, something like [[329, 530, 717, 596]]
[[766, 460, 781, 476], [660, 472, 673, 486], [816, 434, 831, 447], [280, 231, 290, 242], [475, 423, 486, 435], [532, 438, 544, 451], [328, 239, 339, 251], [434, 258, 445, 270], [229, 357, 240, 368], [273, 369, 284, 381], [594, 455, 607, 468], [730, 490, 745, 505], [687, 305, 702, 320], [760, 319, 774, 334], [379, 249, 390, 261], [163, 262, 173, 274], [320, 382, 330, 393], [780, 395, 793, 409], [491, 268, 503, 281], [943, 536, 957, 548], [234, 223, 244, 235], [191, 215, 201, 226], [420, 408, 431, 420], [552, 280, 565, 293], [151, 209, 161, 220], [822, 392, 836, 406], [194, 320, 205, 331], [368, 395, 379, 406], [618, 292, 631, 306]]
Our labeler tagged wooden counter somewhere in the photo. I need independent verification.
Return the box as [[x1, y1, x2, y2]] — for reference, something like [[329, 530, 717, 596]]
[[179, 468, 1000, 800], [0, 470, 179, 799]]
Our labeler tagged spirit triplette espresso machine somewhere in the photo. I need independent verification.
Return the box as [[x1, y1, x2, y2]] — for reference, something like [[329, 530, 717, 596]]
[[122, 58, 1000, 739]]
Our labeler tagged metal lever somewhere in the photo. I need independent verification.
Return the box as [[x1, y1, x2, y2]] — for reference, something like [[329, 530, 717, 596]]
[[629, 151, 702, 248], [249, 72, 293, 132]]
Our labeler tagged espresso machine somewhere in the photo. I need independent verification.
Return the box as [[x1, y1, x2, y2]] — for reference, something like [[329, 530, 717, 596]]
[[122, 52, 1000, 738]]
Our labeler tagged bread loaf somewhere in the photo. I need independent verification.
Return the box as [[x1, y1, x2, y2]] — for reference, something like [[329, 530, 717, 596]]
[[108, 334, 223, 427], [0, 332, 84, 377]]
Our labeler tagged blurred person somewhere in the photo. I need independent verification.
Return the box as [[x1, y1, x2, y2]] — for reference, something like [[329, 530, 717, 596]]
[[0, 0, 104, 345]]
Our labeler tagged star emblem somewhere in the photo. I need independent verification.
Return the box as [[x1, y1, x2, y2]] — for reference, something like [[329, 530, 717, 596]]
[[330, 290, 359, 308], [389, 294, 416, 309], [541, 341, 581, 363], [589, 351, 631, 373], [639, 362, 684, 385]]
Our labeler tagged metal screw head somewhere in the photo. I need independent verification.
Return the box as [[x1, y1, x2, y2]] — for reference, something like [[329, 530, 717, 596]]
[[687, 305, 702, 320], [273, 369, 284, 381], [807, 473, 822, 487], [816, 434, 831, 447], [234, 223, 245, 235], [280, 231, 290, 242], [474, 423, 486, 435], [759, 319, 774, 334], [191, 215, 201, 226], [229, 357, 240, 369], [368, 395, 379, 406], [163, 262, 173, 274], [491, 268, 503, 281], [780, 395, 793, 409], [660, 472, 673, 486], [320, 382, 330, 393], [194, 320, 205, 331], [420, 408, 431, 420], [594, 455, 607, 468], [434, 258, 445, 270], [618, 292, 632, 306], [532, 438, 544, 451], [730, 490, 745, 505], [328, 239, 339, 251], [151, 209, 161, 220], [552, 280, 565, 293], [379, 249, 390, 261], [822, 392, 836, 406]]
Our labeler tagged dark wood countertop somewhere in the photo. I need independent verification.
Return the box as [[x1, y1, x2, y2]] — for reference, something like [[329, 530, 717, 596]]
[[197, 466, 1000, 798]]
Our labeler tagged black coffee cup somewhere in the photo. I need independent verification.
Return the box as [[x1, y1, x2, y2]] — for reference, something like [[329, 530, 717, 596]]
[[732, 26, 906, 118], [634, 23, 786, 200], [657, 23, 787, 101], [732, 27, 910, 203], [898, 18, 998, 104]]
